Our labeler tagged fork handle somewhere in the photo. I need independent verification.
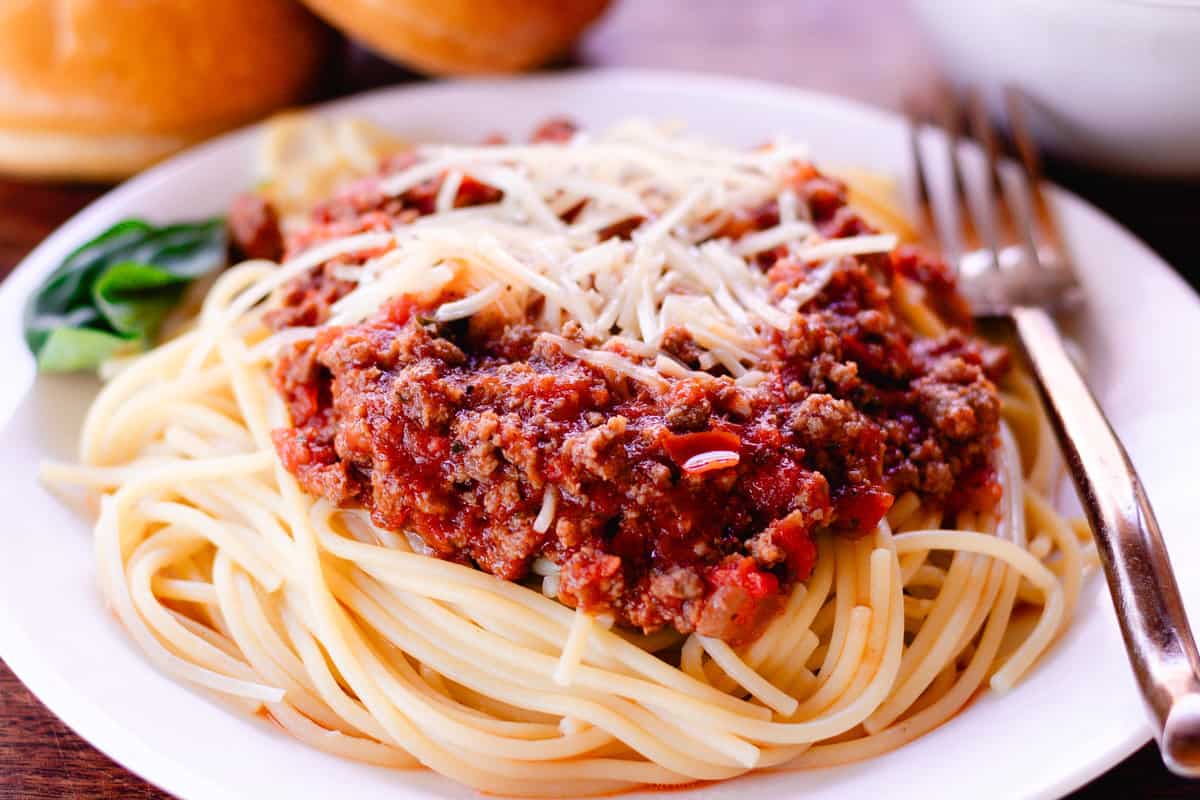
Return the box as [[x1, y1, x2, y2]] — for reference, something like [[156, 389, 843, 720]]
[[1011, 304, 1200, 776]]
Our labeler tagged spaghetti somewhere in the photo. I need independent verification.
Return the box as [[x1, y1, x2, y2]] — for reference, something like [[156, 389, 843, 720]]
[[43, 116, 1097, 796]]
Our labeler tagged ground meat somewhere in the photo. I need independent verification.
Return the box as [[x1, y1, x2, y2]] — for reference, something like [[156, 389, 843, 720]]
[[262, 144, 507, 332], [563, 416, 630, 484], [266, 128, 1007, 643], [595, 216, 646, 242], [746, 529, 787, 567], [229, 193, 283, 262], [915, 358, 998, 440], [665, 383, 713, 432], [789, 394, 879, 482], [272, 278, 1000, 641], [716, 201, 780, 240], [264, 268, 356, 330], [650, 566, 705, 601], [660, 326, 706, 369], [531, 117, 579, 143], [272, 299, 835, 641], [890, 244, 973, 330]]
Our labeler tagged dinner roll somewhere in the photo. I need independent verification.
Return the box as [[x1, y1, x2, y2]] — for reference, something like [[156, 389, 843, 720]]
[[298, 0, 611, 75], [0, 0, 331, 180]]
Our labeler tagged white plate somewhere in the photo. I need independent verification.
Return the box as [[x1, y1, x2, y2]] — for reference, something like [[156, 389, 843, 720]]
[[1, 69, 1198, 800]]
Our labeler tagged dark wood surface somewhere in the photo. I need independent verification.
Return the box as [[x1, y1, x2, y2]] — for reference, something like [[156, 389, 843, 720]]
[[1, 2, 1197, 798]]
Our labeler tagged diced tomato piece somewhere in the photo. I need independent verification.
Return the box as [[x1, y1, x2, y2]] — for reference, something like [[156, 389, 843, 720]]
[[834, 486, 894, 536], [946, 463, 1003, 514], [766, 512, 820, 579], [708, 556, 781, 601], [662, 430, 742, 474]]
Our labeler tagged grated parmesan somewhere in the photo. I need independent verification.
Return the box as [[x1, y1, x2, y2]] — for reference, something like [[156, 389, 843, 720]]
[[263, 120, 902, 394], [533, 486, 558, 534]]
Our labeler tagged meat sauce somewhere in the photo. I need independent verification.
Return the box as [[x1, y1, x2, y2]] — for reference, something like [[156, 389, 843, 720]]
[[258, 123, 1008, 643]]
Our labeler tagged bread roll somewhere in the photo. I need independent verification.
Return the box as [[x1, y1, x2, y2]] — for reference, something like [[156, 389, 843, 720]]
[[0, 0, 331, 180], [299, 0, 610, 75]]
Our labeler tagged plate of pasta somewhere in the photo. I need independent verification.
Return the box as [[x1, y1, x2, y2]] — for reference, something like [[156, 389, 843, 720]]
[[1, 69, 1198, 800]]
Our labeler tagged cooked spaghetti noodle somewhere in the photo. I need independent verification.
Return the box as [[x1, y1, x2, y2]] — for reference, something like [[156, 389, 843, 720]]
[[43, 116, 1097, 796]]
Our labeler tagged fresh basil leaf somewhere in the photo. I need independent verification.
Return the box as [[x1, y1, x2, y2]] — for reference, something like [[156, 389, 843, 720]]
[[92, 261, 188, 337], [24, 221, 155, 352], [112, 220, 228, 282], [23, 216, 227, 372], [36, 327, 138, 373]]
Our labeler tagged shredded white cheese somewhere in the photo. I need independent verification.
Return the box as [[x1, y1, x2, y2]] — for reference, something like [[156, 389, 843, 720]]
[[533, 485, 558, 534], [433, 283, 503, 322], [435, 169, 464, 213], [263, 120, 900, 392], [531, 557, 560, 576], [794, 233, 897, 262]]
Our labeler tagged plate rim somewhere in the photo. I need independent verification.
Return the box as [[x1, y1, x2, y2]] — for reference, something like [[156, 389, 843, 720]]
[[1, 66, 1194, 800]]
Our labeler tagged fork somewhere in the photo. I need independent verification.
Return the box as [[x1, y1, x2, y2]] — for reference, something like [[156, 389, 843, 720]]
[[909, 87, 1200, 777]]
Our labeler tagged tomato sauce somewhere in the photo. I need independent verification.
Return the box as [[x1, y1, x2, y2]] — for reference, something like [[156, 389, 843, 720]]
[[265, 125, 1007, 644]]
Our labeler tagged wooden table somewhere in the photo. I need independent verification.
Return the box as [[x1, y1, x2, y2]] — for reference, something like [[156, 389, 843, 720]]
[[1, 2, 1197, 797]]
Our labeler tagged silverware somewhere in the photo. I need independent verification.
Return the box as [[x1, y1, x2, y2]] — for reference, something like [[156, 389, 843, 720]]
[[908, 86, 1200, 778]]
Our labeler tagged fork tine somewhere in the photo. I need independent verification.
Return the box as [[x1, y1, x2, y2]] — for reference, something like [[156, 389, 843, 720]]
[[966, 87, 1025, 270], [938, 90, 986, 268], [1004, 86, 1067, 263], [906, 111, 940, 247]]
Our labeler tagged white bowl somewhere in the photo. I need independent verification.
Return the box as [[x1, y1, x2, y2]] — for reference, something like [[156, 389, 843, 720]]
[[911, 0, 1200, 176]]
